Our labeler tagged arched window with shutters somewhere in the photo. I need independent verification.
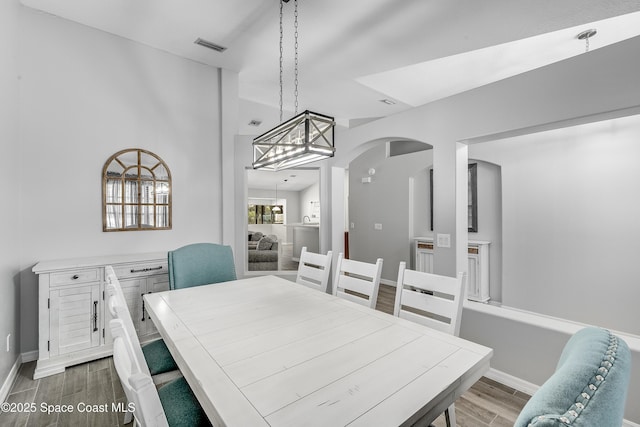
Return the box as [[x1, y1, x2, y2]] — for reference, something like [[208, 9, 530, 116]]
[[102, 149, 172, 231]]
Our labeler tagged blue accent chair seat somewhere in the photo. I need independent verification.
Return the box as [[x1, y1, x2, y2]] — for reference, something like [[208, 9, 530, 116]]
[[514, 327, 631, 427], [111, 318, 210, 427], [158, 377, 211, 427], [168, 243, 237, 290], [142, 338, 178, 376]]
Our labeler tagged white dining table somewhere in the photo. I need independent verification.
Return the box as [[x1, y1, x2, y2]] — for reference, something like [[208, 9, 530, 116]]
[[144, 275, 492, 427]]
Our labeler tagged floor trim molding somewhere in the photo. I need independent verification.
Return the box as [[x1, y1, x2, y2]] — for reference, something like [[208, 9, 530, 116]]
[[380, 278, 397, 287], [0, 355, 22, 403], [20, 350, 38, 363], [485, 367, 539, 396]]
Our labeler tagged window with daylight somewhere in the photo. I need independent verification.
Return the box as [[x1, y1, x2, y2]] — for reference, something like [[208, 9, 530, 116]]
[[102, 149, 172, 231]]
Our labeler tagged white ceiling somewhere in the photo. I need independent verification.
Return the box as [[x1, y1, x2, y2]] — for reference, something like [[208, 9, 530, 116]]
[[247, 168, 319, 191], [20, 0, 640, 131]]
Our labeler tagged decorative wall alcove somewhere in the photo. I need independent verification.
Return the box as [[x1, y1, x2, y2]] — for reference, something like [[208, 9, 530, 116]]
[[102, 148, 172, 231]]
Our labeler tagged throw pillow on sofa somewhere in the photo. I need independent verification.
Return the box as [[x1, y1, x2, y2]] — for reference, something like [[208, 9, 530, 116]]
[[257, 236, 274, 250]]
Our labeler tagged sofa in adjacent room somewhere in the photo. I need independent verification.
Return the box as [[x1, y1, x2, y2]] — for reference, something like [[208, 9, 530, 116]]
[[248, 232, 280, 271]]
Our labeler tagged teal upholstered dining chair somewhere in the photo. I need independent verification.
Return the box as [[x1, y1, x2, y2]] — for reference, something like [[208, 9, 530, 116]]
[[110, 319, 211, 427], [514, 327, 631, 427], [168, 243, 237, 290]]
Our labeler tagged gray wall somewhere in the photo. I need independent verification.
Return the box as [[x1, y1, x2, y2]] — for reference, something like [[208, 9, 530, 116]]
[[349, 147, 504, 302], [349, 144, 433, 282], [469, 114, 640, 335], [17, 7, 233, 354], [0, 0, 21, 390]]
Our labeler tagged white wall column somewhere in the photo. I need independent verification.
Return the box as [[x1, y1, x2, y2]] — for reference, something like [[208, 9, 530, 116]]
[[328, 166, 346, 293], [432, 141, 468, 278], [220, 68, 239, 247]]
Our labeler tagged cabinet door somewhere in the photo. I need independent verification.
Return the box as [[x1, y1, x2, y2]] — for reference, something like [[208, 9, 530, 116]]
[[49, 284, 101, 356], [467, 254, 480, 300], [416, 251, 434, 273], [415, 241, 434, 273], [141, 274, 170, 337]]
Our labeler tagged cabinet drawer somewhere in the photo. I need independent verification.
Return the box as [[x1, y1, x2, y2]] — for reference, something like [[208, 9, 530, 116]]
[[50, 268, 100, 286], [113, 262, 167, 279]]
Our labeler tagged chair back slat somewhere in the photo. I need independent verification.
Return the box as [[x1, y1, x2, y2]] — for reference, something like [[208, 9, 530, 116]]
[[296, 247, 333, 293], [333, 253, 383, 308], [394, 262, 465, 336], [402, 268, 461, 295], [398, 309, 454, 333], [399, 288, 459, 321]]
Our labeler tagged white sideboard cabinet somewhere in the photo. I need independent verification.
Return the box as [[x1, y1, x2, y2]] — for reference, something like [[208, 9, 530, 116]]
[[32, 252, 168, 379], [413, 237, 490, 302]]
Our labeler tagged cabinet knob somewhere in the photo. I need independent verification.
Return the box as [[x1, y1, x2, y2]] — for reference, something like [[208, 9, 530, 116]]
[[72, 274, 79, 280]]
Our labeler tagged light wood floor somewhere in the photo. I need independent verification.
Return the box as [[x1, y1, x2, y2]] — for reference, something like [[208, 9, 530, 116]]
[[1, 284, 529, 427]]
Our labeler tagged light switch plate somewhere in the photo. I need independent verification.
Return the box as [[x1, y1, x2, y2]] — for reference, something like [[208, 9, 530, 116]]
[[374, 223, 383, 230], [436, 233, 451, 248]]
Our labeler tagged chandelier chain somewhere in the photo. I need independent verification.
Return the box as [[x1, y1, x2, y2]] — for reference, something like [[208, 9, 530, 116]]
[[293, 0, 299, 115], [279, 0, 284, 122]]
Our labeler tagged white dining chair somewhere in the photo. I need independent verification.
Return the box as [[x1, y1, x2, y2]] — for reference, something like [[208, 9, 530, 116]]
[[394, 261, 465, 427], [295, 247, 333, 293], [110, 319, 211, 427], [105, 266, 178, 378], [332, 253, 383, 308], [106, 266, 180, 423]]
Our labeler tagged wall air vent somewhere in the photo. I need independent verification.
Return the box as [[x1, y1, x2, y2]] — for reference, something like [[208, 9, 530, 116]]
[[194, 38, 227, 53]]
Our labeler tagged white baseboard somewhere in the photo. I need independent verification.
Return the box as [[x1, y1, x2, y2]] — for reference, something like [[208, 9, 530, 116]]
[[485, 367, 540, 397], [21, 350, 38, 363], [1, 351, 39, 403], [0, 355, 22, 403], [486, 368, 638, 427], [380, 277, 397, 287]]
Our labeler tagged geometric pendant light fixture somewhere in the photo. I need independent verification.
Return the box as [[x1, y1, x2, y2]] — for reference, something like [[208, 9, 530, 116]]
[[252, 110, 335, 170], [253, 0, 335, 171]]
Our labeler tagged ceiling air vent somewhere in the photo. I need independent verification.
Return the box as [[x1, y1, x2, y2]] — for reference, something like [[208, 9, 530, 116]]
[[194, 38, 227, 53]]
